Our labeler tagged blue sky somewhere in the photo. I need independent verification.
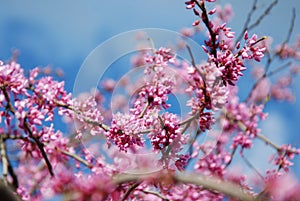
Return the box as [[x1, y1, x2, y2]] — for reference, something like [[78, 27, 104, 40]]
[[1, 0, 300, 192]]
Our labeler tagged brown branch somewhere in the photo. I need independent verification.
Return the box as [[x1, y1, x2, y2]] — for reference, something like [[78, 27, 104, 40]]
[[7, 156, 18, 190], [0, 180, 20, 201], [195, 0, 217, 59], [58, 149, 92, 168], [224, 146, 237, 168], [0, 137, 9, 186], [113, 172, 256, 201], [23, 120, 54, 177], [139, 101, 149, 119], [121, 182, 141, 201]]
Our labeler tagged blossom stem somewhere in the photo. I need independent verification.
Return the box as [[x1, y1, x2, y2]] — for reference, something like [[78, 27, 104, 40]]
[[179, 112, 199, 126], [139, 101, 149, 118], [236, 0, 258, 42], [23, 119, 54, 177], [195, 0, 217, 59], [55, 101, 110, 132], [57, 149, 92, 168], [139, 189, 169, 200], [121, 182, 141, 201], [247, 0, 278, 31]]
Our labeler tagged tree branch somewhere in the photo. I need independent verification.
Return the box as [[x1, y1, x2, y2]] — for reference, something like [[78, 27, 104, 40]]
[[195, 0, 217, 59], [236, 0, 258, 42], [0, 136, 9, 186], [58, 149, 92, 168], [55, 101, 110, 132], [121, 182, 141, 201], [113, 172, 256, 201], [23, 120, 54, 177], [248, 0, 278, 31]]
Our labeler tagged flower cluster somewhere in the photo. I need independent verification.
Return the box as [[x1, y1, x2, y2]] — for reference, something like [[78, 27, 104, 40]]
[[149, 112, 182, 150], [107, 112, 144, 152], [271, 75, 295, 102], [271, 144, 300, 172], [224, 91, 267, 152], [275, 35, 300, 59]]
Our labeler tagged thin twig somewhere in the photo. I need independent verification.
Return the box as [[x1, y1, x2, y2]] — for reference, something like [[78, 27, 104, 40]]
[[58, 149, 92, 168], [236, 0, 258, 42], [226, 110, 298, 155], [186, 44, 197, 68], [23, 120, 54, 177], [139, 101, 149, 118], [194, 0, 217, 59], [256, 134, 281, 151], [55, 101, 110, 132], [121, 182, 141, 201], [245, 61, 292, 103], [266, 62, 292, 77], [225, 146, 237, 168], [179, 112, 199, 126], [147, 37, 156, 54], [276, 8, 296, 56], [140, 189, 169, 201], [242, 156, 264, 181], [248, 0, 278, 31]]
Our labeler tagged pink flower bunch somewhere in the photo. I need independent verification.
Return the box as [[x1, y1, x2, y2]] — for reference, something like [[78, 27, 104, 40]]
[[275, 35, 300, 59], [271, 144, 300, 172], [0, 59, 72, 154], [149, 112, 182, 150], [0, 61, 28, 95], [239, 31, 266, 61], [17, 161, 114, 201], [199, 112, 214, 132], [186, 2, 267, 87], [67, 95, 105, 138], [186, 62, 228, 112], [130, 47, 177, 114], [195, 151, 231, 177], [144, 47, 175, 71], [223, 91, 267, 152], [270, 75, 295, 102], [107, 112, 144, 152]]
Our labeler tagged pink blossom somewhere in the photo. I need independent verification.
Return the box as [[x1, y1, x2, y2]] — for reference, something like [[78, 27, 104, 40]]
[[107, 112, 144, 152]]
